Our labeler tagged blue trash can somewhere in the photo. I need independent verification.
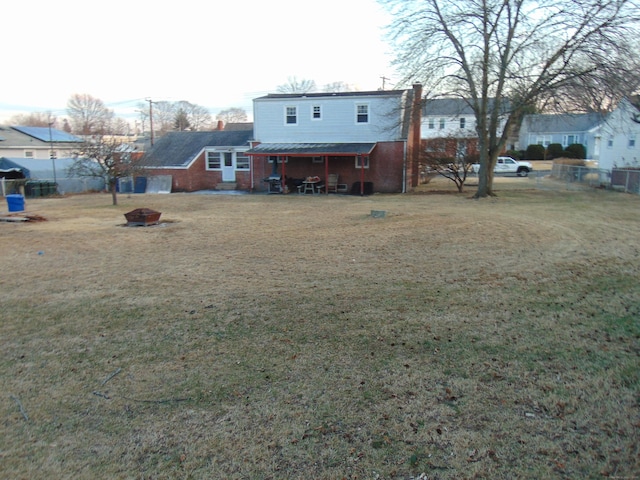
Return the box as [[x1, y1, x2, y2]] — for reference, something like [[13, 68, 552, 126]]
[[7, 194, 25, 212]]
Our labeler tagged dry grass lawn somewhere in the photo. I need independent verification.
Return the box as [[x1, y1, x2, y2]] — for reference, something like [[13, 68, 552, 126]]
[[1, 178, 639, 479]]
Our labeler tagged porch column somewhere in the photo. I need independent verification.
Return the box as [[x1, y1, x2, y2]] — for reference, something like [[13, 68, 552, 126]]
[[281, 155, 286, 193], [359, 154, 365, 196], [324, 155, 329, 194]]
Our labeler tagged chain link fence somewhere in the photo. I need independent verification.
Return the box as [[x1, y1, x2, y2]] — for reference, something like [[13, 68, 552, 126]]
[[1, 177, 105, 197], [530, 164, 640, 195]]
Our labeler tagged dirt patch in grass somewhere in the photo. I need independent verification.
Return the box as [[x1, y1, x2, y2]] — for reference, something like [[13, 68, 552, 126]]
[[1, 185, 639, 479]]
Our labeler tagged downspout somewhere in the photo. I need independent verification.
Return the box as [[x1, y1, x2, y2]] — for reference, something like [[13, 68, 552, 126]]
[[402, 140, 407, 193], [250, 154, 254, 192]]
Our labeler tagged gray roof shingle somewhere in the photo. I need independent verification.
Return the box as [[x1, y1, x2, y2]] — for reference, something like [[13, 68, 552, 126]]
[[142, 130, 254, 168], [522, 113, 604, 133]]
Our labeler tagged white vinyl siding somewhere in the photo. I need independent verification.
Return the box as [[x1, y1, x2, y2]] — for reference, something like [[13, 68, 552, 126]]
[[254, 93, 404, 143]]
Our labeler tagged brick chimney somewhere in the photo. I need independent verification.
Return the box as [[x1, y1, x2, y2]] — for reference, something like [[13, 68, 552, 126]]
[[216, 120, 224, 131], [407, 83, 423, 191]]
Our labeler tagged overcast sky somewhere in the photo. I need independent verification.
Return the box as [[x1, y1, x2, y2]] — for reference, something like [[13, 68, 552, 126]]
[[2, 0, 398, 123]]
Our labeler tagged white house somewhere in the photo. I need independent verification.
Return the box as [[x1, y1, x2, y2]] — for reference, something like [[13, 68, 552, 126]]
[[247, 87, 423, 193], [519, 97, 640, 169], [597, 97, 640, 170], [0, 125, 83, 159], [518, 113, 603, 157], [420, 98, 512, 159]]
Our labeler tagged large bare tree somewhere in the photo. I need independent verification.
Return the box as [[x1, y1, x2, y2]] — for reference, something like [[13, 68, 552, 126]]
[[276, 76, 317, 94], [66, 94, 114, 136], [216, 107, 248, 124], [68, 137, 142, 206], [382, 0, 640, 198]]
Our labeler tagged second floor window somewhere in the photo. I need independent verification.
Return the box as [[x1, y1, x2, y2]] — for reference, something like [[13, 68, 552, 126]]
[[439, 118, 445, 129], [356, 104, 369, 123], [460, 118, 466, 129], [286, 106, 297, 125], [312, 105, 322, 120], [428, 119, 435, 129]]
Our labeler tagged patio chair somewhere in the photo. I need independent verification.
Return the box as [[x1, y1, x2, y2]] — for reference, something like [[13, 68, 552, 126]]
[[327, 173, 339, 193]]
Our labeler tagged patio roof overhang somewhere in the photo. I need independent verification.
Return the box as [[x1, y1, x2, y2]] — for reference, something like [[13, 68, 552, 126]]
[[245, 142, 376, 157]]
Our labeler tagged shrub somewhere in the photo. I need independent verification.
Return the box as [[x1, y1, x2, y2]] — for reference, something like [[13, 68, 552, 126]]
[[505, 150, 522, 160], [553, 157, 586, 166], [564, 143, 586, 159], [547, 143, 564, 159], [525, 144, 545, 160]]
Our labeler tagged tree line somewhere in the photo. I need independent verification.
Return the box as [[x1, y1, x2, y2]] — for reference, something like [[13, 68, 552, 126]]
[[9, 95, 249, 137]]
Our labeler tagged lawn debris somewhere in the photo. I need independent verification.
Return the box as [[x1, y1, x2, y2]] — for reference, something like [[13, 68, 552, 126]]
[[0, 213, 47, 222], [101, 367, 122, 386], [10, 394, 29, 421]]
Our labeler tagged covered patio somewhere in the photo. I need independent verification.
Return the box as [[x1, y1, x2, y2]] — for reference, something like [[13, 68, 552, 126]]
[[246, 143, 376, 195]]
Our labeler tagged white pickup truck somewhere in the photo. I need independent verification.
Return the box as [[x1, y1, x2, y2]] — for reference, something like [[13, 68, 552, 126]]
[[472, 156, 533, 177]]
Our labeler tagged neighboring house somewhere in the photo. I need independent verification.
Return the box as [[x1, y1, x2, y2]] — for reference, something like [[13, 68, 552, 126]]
[[518, 113, 603, 158], [420, 98, 512, 161], [246, 85, 423, 193], [519, 97, 640, 169], [597, 97, 640, 170], [141, 127, 254, 192], [0, 125, 84, 159]]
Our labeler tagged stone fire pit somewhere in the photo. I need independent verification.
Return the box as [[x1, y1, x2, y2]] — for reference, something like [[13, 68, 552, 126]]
[[124, 208, 162, 226]]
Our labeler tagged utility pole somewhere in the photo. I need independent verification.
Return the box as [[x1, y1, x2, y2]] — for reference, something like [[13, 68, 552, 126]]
[[48, 116, 57, 188], [146, 98, 154, 146], [380, 76, 390, 90]]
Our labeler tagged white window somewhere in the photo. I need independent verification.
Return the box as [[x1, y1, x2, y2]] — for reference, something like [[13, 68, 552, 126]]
[[268, 156, 288, 163], [564, 134, 578, 146], [236, 152, 250, 170], [312, 105, 322, 120], [24, 150, 34, 158], [355, 155, 369, 168], [629, 138, 636, 148], [428, 119, 435, 129], [285, 106, 297, 125], [607, 138, 614, 148], [312, 156, 324, 163], [206, 151, 221, 169], [536, 136, 552, 147], [356, 104, 369, 123], [439, 118, 445, 129], [460, 118, 466, 129]]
